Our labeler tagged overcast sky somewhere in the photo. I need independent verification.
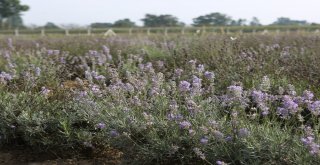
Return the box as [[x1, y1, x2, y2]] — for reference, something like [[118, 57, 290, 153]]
[[20, 0, 320, 26]]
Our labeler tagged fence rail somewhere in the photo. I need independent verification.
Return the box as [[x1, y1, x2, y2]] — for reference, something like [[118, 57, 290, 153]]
[[1, 26, 320, 36]]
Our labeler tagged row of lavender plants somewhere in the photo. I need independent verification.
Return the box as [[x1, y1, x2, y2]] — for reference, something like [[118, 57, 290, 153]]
[[0, 36, 320, 164]]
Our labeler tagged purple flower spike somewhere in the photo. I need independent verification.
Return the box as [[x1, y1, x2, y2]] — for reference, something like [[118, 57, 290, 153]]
[[179, 121, 191, 130], [200, 137, 209, 144], [238, 128, 250, 138], [204, 71, 215, 80], [179, 81, 191, 92], [96, 122, 106, 129], [110, 130, 119, 137]]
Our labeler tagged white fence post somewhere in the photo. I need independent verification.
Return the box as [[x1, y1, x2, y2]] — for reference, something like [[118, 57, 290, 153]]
[[65, 29, 69, 36], [147, 28, 150, 35], [129, 28, 132, 35], [15, 28, 19, 36], [164, 28, 168, 36], [87, 28, 91, 36], [202, 26, 206, 34], [181, 27, 185, 35], [41, 29, 45, 36], [220, 27, 225, 34]]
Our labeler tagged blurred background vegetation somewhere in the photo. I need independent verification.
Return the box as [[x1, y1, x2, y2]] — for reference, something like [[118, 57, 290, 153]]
[[0, 0, 319, 31]]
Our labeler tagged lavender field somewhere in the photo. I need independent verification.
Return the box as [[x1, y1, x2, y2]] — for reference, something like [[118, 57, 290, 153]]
[[1, 34, 320, 164]]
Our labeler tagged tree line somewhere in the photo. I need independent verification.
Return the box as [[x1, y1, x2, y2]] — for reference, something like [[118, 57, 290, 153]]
[[75, 14, 318, 29], [0, 0, 318, 30], [35, 14, 320, 30]]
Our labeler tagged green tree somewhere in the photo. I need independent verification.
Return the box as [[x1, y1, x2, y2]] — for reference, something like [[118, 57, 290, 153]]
[[193, 12, 232, 26], [113, 18, 136, 27], [6, 14, 24, 28], [230, 18, 247, 26], [0, 0, 29, 29], [141, 14, 184, 27], [43, 22, 60, 29], [90, 22, 113, 28], [250, 17, 262, 26], [272, 17, 308, 25]]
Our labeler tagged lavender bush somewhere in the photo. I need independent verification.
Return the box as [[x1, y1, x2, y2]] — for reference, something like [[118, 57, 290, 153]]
[[0, 34, 320, 164]]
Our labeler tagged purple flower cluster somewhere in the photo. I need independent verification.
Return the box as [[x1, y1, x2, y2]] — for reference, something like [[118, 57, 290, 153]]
[[89, 50, 99, 56], [213, 130, 224, 140], [85, 70, 93, 82], [303, 90, 314, 101], [96, 122, 106, 129], [41, 86, 51, 96], [95, 75, 106, 81], [221, 85, 248, 109], [301, 136, 320, 156], [179, 81, 191, 92], [238, 128, 250, 138], [124, 83, 135, 94], [216, 161, 227, 165], [102, 45, 110, 54], [91, 85, 101, 94], [0, 72, 13, 83], [110, 130, 119, 137], [200, 137, 209, 144], [144, 62, 154, 73], [174, 68, 183, 78], [251, 90, 265, 103], [76, 91, 88, 99], [283, 95, 298, 111], [251, 90, 270, 115], [192, 75, 202, 87], [169, 100, 179, 111], [167, 113, 183, 121], [277, 95, 299, 118], [35, 67, 41, 77], [204, 71, 215, 80], [308, 101, 320, 116], [227, 85, 243, 98], [179, 121, 191, 130], [186, 99, 199, 114]]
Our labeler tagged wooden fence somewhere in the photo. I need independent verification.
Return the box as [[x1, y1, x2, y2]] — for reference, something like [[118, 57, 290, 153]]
[[0, 26, 320, 36]]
